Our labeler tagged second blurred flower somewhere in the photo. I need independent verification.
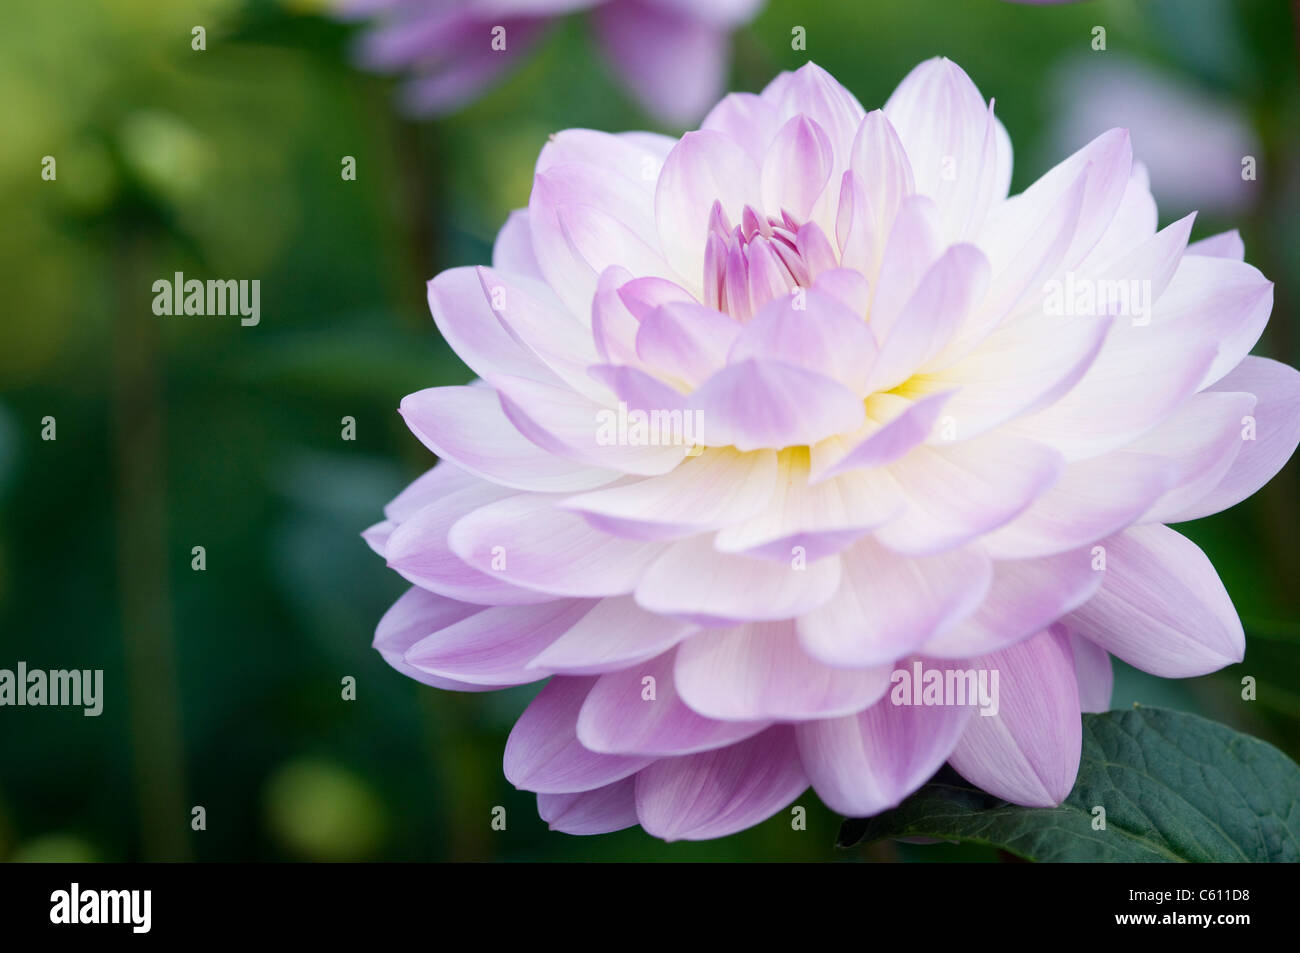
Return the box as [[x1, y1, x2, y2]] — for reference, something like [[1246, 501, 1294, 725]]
[[337, 0, 765, 125]]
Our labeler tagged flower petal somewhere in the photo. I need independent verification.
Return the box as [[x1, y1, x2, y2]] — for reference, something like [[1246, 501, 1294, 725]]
[[798, 539, 992, 667], [883, 57, 1004, 240], [634, 726, 808, 841], [561, 447, 778, 541], [578, 649, 771, 756], [713, 453, 903, 562], [400, 386, 619, 492], [760, 115, 834, 224], [635, 535, 842, 625], [728, 287, 878, 394], [921, 549, 1103, 658], [373, 586, 497, 691], [537, 777, 640, 835], [504, 676, 652, 794], [1169, 356, 1300, 521], [655, 129, 761, 291], [675, 620, 891, 721], [526, 594, 696, 676], [980, 451, 1177, 559], [384, 481, 558, 605], [947, 628, 1082, 807], [1069, 630, 1113, 714], [875, 433, 1064, 556], [405, 599, 595, 686], [687, 359, 867, 452], [449, 493, 670, 597], [797, 695, 973, 817], [1063, 524, 1245, 677]]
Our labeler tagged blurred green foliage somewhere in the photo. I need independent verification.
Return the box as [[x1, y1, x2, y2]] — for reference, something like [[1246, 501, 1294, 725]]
[[0, 0, 1297, 862]]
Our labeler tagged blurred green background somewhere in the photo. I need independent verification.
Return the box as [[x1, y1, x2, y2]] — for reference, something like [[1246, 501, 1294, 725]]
[[0, 0, 1297, 862]]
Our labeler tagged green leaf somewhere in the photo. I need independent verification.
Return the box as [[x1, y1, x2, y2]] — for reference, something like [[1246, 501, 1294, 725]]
[[838, 707, 1300, 862]]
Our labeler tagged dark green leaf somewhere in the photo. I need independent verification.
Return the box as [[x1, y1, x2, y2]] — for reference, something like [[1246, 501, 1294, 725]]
[[839, 707, 1300, 862]]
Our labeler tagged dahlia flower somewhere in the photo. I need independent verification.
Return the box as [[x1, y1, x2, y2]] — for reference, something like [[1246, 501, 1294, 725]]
[[365, 59, 1300, 841], [337, 0, 764, 124]]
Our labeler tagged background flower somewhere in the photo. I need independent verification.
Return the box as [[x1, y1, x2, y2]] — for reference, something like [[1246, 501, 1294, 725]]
[[1044, 55, 1261, 216], [338, 0, 766, 124], [367, 59, 1299, 840]]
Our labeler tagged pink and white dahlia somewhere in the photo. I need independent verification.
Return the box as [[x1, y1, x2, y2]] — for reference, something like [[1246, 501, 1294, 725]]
[[338, 0, 764, 123], [365, 59, 1300, 841]]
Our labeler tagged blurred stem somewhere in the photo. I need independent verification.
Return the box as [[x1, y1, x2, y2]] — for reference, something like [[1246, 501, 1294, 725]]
[[111, 231, 190, 861], [420, 692, 490, 861], [1249, 6, 1300, 608], [394, 115, 441, 324]]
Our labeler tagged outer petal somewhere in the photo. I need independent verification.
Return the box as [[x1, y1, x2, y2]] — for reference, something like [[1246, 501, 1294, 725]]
[[797, 695, 973, 817], [528, 130, 668, 314], [475, 266, 609, 402], [428, 267, 559, 387], [372, 587, 498, 691], [1127, 390, 1258, 523], [384, 481, 557, 605], [494, 373, 687, 475], [1063, 524, 1245, 677], [1169, 357, 1300, 521], [405, 599, 595, 686], [492, 208, 543, 280], [527, 594, 695, 675], [1000, 337, 1217, 461], [382, 462, 478, 522], [634, 726, 808, 841], [504, 677, 652, 794], [1069, 630, 1113, 714], [399, 386, 619, 492], [947, 628, 1082, 807], [1186, 229, 1244, 260], [577, 649, 771, 756], [538, 777, 640, 835], [449, 493, 670, 597], [1147, 253, 1273, 389], [982, 127, 1132, 278], [771, 62, 866, 160]]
